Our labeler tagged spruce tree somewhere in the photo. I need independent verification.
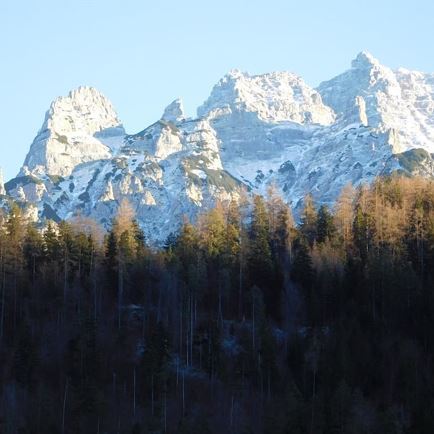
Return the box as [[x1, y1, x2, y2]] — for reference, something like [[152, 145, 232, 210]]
[[317, 205, 336, 243], [248, 195, 272, 288], [300, 194, 318, 245], [43, 221, 61, 262], [23, 223, 44, 280]]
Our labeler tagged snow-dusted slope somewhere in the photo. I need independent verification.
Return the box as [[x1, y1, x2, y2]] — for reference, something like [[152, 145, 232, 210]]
[[8, 100, 242, 242], [5, 52, 434, 243]]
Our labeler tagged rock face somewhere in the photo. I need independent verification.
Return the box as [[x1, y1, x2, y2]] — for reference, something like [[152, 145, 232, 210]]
[[162, 98, 186, 124], [198, 69, 335, 125], [21, 86, 125, 177], [318, 51, 434, 153], [5, 52, 434, 243]]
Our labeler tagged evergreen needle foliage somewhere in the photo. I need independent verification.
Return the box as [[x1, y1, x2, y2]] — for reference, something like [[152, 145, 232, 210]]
[[0, 176, 433, 433]]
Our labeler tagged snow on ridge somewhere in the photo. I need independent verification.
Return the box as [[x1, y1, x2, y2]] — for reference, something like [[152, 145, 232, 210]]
[[198, 69, 336, 125], [7, 52, 434, 243]]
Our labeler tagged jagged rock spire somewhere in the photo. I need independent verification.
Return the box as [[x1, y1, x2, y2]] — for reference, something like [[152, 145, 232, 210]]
[[162, 98, 186, 123], [351, 51, 380, 69], [20, 86, 125, 178]]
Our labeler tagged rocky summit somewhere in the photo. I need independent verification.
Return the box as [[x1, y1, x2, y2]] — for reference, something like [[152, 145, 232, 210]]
[[5, 52, 434, 243]]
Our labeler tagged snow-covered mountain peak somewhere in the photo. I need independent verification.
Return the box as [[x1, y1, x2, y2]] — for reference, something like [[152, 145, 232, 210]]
[[47, 85, 122, 135], [162, 98, 186, 123], [351, 51, 380, 69], [317, 52, 434, 152], [198, 69, 335, 125], [20, 86, 125, 177], [318, 52, 401, 126], [226, 68, 245, 79]]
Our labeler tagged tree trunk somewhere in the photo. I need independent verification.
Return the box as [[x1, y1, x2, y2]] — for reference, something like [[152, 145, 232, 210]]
[[62, 379, 68, 434]]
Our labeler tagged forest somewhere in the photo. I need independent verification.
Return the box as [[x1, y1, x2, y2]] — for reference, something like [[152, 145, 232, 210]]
[[0, 175, 434, 434]]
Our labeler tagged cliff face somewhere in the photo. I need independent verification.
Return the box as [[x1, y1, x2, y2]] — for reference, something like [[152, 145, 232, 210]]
[[21, 86, 124, 178]]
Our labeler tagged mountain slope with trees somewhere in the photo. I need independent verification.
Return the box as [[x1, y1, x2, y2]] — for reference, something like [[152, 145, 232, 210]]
[[0, 175, 434, 433]]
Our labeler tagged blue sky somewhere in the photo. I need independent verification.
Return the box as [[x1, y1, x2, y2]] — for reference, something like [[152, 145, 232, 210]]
[[1, 0, 434, 180]]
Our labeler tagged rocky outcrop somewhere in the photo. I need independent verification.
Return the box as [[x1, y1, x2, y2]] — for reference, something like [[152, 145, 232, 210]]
[[21, 86, 124, 177]]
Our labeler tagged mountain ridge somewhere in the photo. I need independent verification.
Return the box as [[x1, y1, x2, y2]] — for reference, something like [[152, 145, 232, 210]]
[[4, 52, 434, 243]]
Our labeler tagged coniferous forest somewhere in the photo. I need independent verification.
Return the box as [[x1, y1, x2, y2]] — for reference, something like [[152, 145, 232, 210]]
[[1, 175, 434, 434]]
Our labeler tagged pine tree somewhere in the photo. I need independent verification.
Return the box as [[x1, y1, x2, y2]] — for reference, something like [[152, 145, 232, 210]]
[[267, 186, 295, 264], [58, 220, 77, 306], [163, 232, 178, 252], [353, 204, 375, 262], [300, 194, 318, 245], [23, 223, 44, 282], [317, 205, 336, 243], [334, 183, 356, 248], [4, 203, 26, 332], [175, 218, 200, 279], [291, 239, 314, 289], [248, 195, 272, 287], [43, 221, 61, 262], [6, 203, 26, 244], [248, 196, 282, 320], [132, 220, 147, 258], [199, 202, 226, 259], [226, 199, 246, 319], [104, 229, 118, 297]]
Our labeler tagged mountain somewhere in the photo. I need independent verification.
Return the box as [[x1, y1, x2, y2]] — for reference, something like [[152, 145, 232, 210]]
[[4, 52, 434, 243], [318, 51, 434, 153], [21, 86, 125, 178]]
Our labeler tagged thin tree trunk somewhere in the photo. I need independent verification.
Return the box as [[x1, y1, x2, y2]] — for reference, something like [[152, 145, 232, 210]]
[[190, 294, 194, 366], [239, 217, 243, 320], [133, 367, 136, 417], [252, 299, 255, 350], [310, 368, 316, 434], [91, 249, 97, 321], [13, 257, 17, 330], [62, 379, 68, 434], [182, 370, 185, 414], [151, 374, 154, 416], [64, 249, 68, 309], [118, 257, 123, 330], [230, 395, 234, 428], [186, 314, 189, 367], [0, 265, 5, 343], [164, 390, 167, 433], [179, 300, 183, 358]]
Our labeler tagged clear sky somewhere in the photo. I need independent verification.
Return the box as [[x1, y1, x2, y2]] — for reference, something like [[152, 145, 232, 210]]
[[1, 0, 434, 180]]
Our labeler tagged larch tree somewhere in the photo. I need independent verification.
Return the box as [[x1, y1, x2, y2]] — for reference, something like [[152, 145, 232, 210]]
[[334, 183, 356, 248], [267, 185, 295, 264]]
